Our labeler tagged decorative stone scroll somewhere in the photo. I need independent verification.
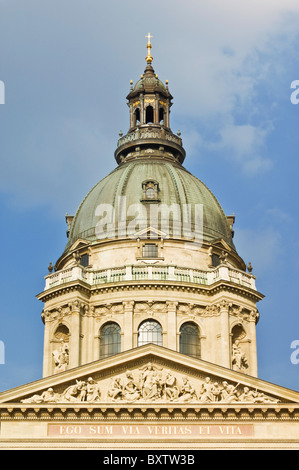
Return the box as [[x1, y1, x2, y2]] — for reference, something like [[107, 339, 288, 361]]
[[21, 363, 279, 405]]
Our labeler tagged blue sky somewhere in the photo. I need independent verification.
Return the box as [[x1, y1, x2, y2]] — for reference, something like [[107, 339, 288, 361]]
[[1, 0, 299, 392]]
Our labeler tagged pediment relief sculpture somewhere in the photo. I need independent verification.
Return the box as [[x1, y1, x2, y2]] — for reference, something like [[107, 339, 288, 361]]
[[21, 363, 280, 405]]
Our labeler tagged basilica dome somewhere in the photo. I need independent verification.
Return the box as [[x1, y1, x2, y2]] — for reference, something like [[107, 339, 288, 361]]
[[64, 156, 235, 254]]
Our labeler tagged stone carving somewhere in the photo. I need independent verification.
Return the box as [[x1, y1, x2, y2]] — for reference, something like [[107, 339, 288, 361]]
[[178, 376, 197, 402], [232, 340, 248, 371], [21, 365, 279, 405], [22, 388, 60, 403], [118, 128, 181, 148], [22, 377, 101, 404], [52, 341, 69, 374]]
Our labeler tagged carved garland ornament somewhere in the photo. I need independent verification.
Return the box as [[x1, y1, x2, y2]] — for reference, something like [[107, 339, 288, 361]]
[[22, 363, 279, 405]]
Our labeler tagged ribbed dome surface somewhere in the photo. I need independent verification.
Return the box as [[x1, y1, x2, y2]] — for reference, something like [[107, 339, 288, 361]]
[[133, 75, 167, 94], [65, 159, 235, 253]]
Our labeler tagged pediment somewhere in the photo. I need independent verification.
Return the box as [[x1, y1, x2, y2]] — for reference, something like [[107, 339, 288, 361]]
[[1, 345, 299, 406], [69, 238, 90, 252], [211, 239, 232, 252], [134, 226, 167, 239]]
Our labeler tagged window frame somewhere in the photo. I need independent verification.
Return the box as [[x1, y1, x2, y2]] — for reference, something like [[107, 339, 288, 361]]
[[99, 322, 121, 359], [137, 319, 163, 347], [179, 321, 201, 359]]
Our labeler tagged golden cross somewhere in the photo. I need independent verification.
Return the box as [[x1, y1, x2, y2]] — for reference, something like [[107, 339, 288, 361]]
[[145, 33, 153, 44], [145, 33, 153, 64]]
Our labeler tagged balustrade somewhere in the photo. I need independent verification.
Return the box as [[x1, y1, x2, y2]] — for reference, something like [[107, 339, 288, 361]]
[[45, 263, 256, 291]]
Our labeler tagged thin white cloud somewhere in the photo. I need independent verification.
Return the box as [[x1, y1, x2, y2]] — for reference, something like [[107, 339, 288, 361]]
[[214, 123, 272, 174], [234, 226, 283, 274]]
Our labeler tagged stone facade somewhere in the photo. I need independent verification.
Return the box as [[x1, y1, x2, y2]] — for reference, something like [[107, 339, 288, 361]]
[[1, 346, 299, 449]]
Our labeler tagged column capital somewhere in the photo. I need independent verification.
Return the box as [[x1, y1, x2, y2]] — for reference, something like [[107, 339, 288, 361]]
[[122, 300, 135, 309], [166, 301, 178, 309], [217, 300, 232, 312], [69, 299, 82, 313]]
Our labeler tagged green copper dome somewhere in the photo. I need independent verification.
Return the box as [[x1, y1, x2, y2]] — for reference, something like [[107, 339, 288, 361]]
[[64, 157, 235, 253]]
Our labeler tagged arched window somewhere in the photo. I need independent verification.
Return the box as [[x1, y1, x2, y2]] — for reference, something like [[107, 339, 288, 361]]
[[134, 108, 140, 126], [231, 324, 248, 371], [179, 322, 200, 358], [231, 324, 246, 343], [159, 107, 165, 124], [100, 322, 121, 358], [54, 324, 69, 341], [145, 105, 154, 124], [138, 319, 163, 347]]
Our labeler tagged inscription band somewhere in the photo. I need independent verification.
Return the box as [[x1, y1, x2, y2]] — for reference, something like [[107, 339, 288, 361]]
[[48, 423, 254, 438]]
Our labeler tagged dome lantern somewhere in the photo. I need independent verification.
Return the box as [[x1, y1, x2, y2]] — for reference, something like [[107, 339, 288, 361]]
[[114, 34, 185, 165]]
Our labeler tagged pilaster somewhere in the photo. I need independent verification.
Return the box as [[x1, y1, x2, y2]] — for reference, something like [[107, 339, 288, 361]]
[[69, 300, 81, 369], [123, 301, 134, 351], [166, 301, 178, 350], [249, 309, 259, 377], [219, 300, 231, 369], [42, 310, 51, 377]]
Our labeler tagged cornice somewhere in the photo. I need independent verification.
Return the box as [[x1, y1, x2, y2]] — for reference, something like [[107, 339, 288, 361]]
[[37, 278, 264, 304], [1, 403, 299, 421]]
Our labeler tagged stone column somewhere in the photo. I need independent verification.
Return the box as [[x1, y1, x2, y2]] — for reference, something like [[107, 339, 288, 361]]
[[219, 300, 231, 368], [154, 94, 159, 124], [164, 101, 170, 128], [85, 305, 94, 363], [129, 104, 134, 129], [123, 301, 134, 351], [42, 309, 51, 377], [140, 96, 144, 125], [249, 310, 259, 377], [166, 301, 178, 351], [69, 300, 81, 369]]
